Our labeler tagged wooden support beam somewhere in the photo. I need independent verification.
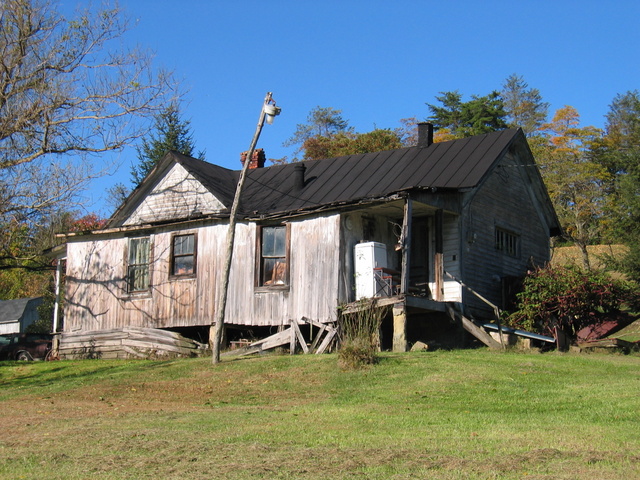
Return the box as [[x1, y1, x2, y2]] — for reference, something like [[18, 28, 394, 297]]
[[291, 320, 309, 354], [434, 209, 444, 301], [309, 324, 327, 352], [315, 328, 336, 354], [445, 304, 502, 349], [290, 320, 296, 354], [400, 198, 413, 295]]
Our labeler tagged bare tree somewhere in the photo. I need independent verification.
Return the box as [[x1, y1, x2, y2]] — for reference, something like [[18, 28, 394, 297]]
[[0, 0, 177, 266]]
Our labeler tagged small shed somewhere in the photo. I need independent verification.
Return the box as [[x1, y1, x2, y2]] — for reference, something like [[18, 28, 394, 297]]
[[0, 297, 44, 335]]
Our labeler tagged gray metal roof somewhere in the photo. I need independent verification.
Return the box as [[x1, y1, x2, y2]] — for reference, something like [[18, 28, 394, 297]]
[[0, 297, 42, 324], [175, 128, 521, 217]]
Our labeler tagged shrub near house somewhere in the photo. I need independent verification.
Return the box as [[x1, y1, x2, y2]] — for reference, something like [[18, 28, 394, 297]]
[[507, 264, 638, 337]]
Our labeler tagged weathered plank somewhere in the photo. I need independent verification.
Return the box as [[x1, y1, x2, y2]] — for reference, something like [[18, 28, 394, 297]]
[[309, 324, 327, 352], [315, 328, 336, 354], [445, 304, 502, 349], [291, 321, 309, 354]]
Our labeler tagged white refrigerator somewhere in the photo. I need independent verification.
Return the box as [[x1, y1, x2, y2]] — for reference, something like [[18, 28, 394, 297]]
[[354, 242, 388, 299]]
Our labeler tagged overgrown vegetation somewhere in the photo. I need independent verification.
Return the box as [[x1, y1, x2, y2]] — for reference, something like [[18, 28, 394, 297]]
[[1, 352, 638, 479], [507, 264, 638, 337], [337, 300, 386, 369]]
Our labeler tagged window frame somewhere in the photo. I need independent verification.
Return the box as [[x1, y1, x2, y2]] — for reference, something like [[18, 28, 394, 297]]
[[495, 227, 519, 258], [169, 233, 197, 279], [126, 236, 152, 294], [255, 224, 290, 290]]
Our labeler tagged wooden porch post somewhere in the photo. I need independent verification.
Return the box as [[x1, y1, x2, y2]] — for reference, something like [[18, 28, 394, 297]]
[[52, 257, 63, 333], [392, 301, 408, 352], [400, 197, 412, 295], [434, 209, 444, 301]]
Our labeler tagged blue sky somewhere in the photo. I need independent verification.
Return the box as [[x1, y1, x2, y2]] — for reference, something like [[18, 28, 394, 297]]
[[65, 0, 640, 215]]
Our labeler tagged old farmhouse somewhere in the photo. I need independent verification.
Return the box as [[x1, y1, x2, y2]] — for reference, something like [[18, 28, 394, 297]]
[[55, 124, 560, 357]]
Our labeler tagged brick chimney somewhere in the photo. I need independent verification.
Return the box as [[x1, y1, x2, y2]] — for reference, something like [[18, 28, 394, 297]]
[[240, 148, 266, 169], [417, 122, 434, 147]]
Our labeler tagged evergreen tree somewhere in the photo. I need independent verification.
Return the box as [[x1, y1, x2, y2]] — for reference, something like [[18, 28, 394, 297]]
[[131, 103, 203, 185], [427, 90, 507, 138], [501, 74, 549, 136]]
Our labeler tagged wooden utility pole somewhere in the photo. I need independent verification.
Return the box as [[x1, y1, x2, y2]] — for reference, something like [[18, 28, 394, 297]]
[[211, 92, 278, 364]]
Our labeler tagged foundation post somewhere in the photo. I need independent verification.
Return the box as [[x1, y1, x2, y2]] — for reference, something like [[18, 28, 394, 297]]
[[392, 301, 408, 352]]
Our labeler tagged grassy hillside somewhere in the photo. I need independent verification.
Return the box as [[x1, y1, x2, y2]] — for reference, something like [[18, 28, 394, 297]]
[[1, 350, 639, 479]]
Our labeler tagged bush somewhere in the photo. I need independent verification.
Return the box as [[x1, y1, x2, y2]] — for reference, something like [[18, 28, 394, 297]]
[[338, 300, 386, 369], [507, 264, 637, 337]]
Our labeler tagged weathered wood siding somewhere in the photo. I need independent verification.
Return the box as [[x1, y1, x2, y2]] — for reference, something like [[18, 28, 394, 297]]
[[433, 213, 462, 302], [223, 214, 341, 326], [64, 214, 341, 332], [124, 164, 224, 226], [461, 151, 552, 314]]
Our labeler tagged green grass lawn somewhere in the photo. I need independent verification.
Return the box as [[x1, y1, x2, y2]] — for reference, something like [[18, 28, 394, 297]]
[[1, 349, 638, 479]]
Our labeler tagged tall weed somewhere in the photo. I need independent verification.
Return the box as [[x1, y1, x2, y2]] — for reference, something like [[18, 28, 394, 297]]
[[338, 299, 386, 369]]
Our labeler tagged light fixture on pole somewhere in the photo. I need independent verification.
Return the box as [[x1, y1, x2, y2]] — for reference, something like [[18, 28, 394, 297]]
[[264, 101, 281, 125], [211, 92, 281, 364]]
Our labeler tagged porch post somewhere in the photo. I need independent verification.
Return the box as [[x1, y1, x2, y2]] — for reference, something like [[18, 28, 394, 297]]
[[400, 197, 412, 295], [434, 209, 444, 301], [52, 257, 63, 333], [392, 301, 408, 352]]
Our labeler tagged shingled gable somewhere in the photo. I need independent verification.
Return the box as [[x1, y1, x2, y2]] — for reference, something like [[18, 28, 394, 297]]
[[107, 151, 238, 228]]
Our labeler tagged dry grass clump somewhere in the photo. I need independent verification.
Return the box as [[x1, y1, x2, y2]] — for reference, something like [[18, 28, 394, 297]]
[[338, 299, 386, 369]]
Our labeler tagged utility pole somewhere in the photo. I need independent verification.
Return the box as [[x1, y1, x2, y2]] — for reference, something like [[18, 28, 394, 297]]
[[211, 92, 281, 364]]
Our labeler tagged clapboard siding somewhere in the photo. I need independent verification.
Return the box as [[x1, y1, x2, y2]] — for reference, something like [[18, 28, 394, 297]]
[[124, 164, 224, 225], [461, 151, 551, 313]]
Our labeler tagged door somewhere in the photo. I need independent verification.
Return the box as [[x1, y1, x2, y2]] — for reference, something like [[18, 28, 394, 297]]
[[410, 218, 429, 295]]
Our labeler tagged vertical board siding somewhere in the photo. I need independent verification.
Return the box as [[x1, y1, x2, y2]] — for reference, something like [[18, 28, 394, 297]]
[[289, 214, 341, 322], [65, 237, 128, 332], [65, 214, 342, 333]]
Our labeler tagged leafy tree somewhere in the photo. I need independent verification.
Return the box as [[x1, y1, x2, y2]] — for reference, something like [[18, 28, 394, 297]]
[[507, 264, 636, 338], [303, 129, 403, 161], [0, 0, 176, 270], [427, 90, 507, 138], [395, 117, 419, 147], [131, 102, 203, 185], [283, 106, 352, 160], [593, 91, 640, 282], [0, 210, 105, 332], [283, 106, 402, 161], [604, 90, 640, 152], [536, 106, 608, 270], [501, 74, 549, 135]]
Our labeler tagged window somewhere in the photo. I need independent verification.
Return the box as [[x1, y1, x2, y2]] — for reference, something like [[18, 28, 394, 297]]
[[127, 237, 151, 292], [171, 233, 196, 277], [495, 228, 519, 257], [258, 225, 288, 287]]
